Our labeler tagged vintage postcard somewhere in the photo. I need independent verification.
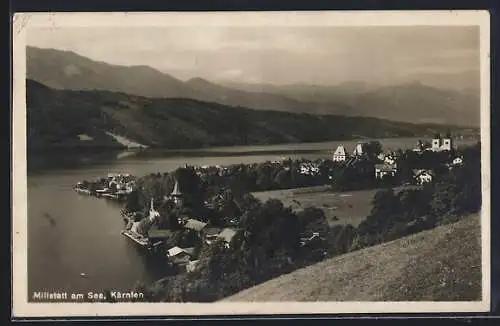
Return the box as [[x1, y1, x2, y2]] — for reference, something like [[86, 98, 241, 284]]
[[12, 10, 491, 318]]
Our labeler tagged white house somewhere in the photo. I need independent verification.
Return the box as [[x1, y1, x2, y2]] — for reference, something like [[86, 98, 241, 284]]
[[452, 156, 464, 166], [384, 155, 397, 165], [375, 164, 397, 179], [431, 134, 453, 152], [353, 143, 366, 156], [333, 145, 348, 162], [414, 169, 434, 184], [217, 228, 238, 248]]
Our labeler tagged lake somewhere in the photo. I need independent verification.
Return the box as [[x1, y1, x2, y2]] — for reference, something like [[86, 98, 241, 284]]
[[26, 137, 477, 300]]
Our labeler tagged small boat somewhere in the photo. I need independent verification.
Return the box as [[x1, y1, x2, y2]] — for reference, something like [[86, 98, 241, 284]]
[[80, 272, 87, 277]]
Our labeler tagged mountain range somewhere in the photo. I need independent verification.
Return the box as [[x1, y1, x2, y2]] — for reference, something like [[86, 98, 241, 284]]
[[26, 46, 480, 127]]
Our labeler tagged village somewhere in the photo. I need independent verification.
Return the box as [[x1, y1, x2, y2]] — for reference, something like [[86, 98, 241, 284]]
[[73, 133, 467, 276]]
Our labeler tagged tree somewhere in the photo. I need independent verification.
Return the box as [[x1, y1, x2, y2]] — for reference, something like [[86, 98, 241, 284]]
[[256, 163, 273, 190], [365, 140, 383, 161], [175, 167, 204, 209], [296, 207, 329, 234], [135, 218, 153, 236], [273, 169, 292, 189], [356, 188, 400, 246], [124, 189, 142, 213]]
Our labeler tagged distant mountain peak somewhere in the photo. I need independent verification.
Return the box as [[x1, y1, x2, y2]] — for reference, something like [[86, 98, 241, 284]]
[[26, 47, 480, 127]]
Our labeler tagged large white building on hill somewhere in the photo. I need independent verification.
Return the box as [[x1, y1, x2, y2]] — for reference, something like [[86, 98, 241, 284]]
[[431, 133, 453, 152]]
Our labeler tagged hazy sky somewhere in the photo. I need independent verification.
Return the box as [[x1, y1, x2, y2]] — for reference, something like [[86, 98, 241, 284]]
[[27, 26, 480, 88]]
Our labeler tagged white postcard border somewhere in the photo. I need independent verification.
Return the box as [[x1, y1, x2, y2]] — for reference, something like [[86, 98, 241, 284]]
[[12, 10, 491, 318]]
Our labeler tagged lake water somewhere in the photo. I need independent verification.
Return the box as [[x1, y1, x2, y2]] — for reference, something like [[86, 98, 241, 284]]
[[26, 138, 477, 299]]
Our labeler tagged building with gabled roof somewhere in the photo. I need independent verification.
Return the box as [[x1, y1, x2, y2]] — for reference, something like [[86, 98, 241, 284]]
[[166, 246, 195, 266], [352, 142, 368, 156], [217, 228, 239, 248], [431, 133, 453, 152], [332, 145, 348, 162], [375, 163, 397, 179], [183, 218, 208, 233], [413, 169, 435, 185]]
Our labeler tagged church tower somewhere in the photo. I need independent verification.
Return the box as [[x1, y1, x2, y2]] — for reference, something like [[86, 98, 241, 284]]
[[431, 133, 442, 151], [148, 198, 160, 223], [170, 179, 183, 207], [441, 132, 453, 151]]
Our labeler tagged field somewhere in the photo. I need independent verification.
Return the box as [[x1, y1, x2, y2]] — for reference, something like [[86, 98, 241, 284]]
[[222, 213, 481, 302], [251, 185, 419, 227]]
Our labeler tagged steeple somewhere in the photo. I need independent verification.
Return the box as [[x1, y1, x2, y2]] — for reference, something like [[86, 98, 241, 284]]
[[170, 179, 183, 207], [148, 198, 159, 222], [432, 133, 442, 151], [171, 179, 182, 197]]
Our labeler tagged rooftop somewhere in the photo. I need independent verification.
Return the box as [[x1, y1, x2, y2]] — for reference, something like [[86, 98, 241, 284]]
[[218, 228, 239, 243], [184, 219, 208, 232], [375, 164, 397, 172], [333, 145, 347, 156]]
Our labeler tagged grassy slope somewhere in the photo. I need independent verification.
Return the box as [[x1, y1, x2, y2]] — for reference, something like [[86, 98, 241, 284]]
[[223, 213, 481, 302], [251, 186, 376, 227], [251, 185, 422, 227]]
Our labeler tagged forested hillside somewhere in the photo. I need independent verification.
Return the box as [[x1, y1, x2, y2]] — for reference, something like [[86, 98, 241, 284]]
[[26, 79, 469, 150]]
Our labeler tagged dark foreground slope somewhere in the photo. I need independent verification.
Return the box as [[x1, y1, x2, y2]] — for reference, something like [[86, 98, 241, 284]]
[[223, 213, 481, 302], [27, 79, 472, 151]]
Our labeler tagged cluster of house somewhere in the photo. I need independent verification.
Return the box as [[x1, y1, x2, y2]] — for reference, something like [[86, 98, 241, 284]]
[[193, 164, 229, 178], [189, 158, 327, 180], [123, 179, 240, 274], [106, 173, 136, 194], [332, 143, 366, 162], [298, 162, 321, 176], [413, 133, 454, 153], [161, 220, 240, 272], [74, 173, 136, 199], [332, 134, 464, 185]]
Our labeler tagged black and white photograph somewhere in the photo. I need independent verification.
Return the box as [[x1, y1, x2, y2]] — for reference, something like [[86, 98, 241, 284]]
[[12, 10, 490, 317]]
